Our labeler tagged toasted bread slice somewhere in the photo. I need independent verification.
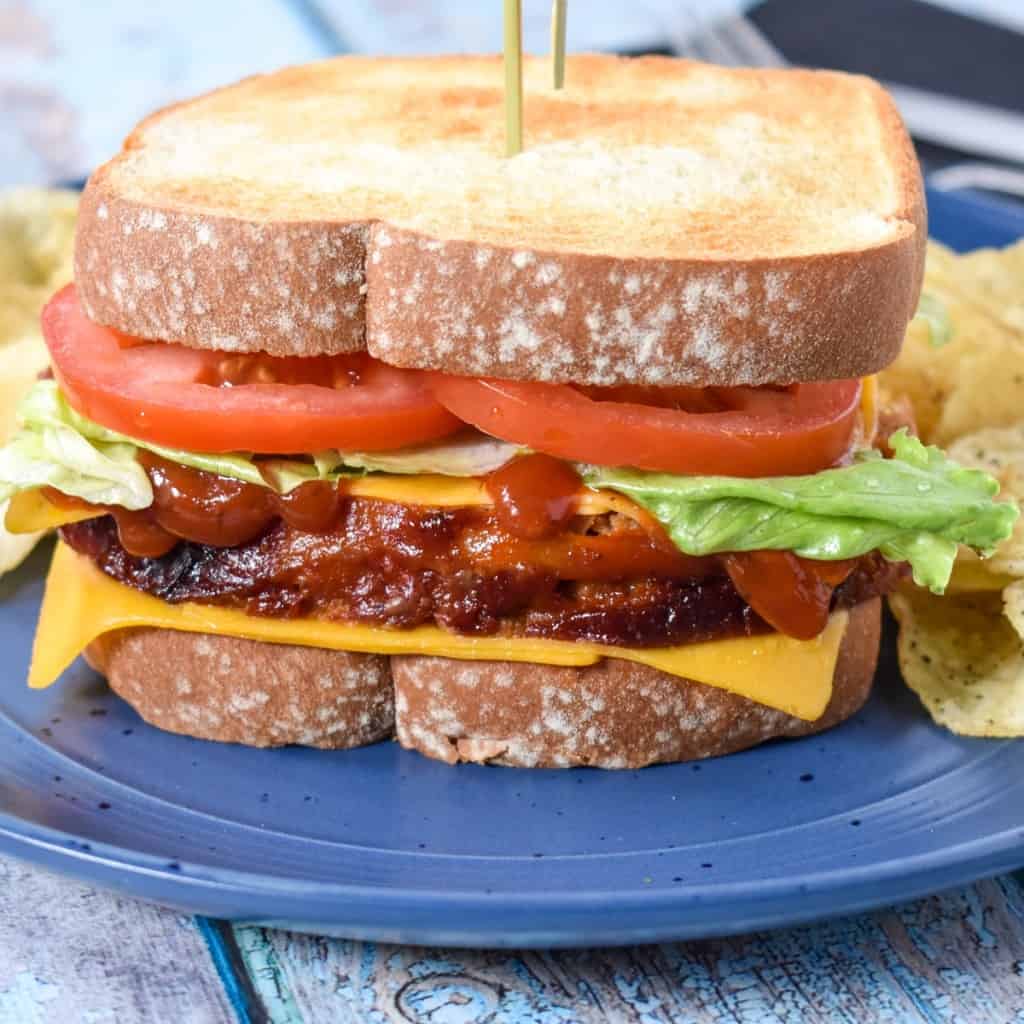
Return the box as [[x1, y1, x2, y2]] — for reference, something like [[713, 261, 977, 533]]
[[82, 599, 878, 765], [85, 630, 394, 749], [75, 56, 924, 385], [392, 598, 880, 769]]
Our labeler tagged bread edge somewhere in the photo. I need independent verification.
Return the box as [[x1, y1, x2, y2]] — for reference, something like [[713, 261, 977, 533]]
[[81, 598, 879, 764], [391, 598, 881, 768], [84, 629, 394, 749], [73, 74, 925, 385]]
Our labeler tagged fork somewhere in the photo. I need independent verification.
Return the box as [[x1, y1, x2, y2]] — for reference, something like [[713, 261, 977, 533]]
[[668, 12, 1024, 186]]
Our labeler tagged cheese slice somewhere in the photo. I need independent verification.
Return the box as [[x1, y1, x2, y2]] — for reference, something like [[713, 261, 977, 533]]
[[860, 374, 878, 442], [32, 542, 847, 720], [6, 489, 95, 534], [5, 476, 649, 535]]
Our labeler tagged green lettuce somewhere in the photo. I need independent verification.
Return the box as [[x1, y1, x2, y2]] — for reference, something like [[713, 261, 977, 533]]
[[585, 431, 1018, 593], [2, 382, 1015, 596], [0, 380, 519, 509], [0, 419, 151, 509], [914, 291, 954, 348], [331, 436, 523, 477]]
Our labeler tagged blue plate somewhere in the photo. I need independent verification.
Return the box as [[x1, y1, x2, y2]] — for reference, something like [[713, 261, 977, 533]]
[[1, 187, 1023, 948]]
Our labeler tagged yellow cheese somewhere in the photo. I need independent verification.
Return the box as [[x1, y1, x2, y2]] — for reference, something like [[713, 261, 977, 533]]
[[6, 489, 95, 534], [32, 542, 846, 720], [860, 374, 878, 442], [347, 473, 491, 507], [347, 473, 641, 518], [6, 475, 645, 535]]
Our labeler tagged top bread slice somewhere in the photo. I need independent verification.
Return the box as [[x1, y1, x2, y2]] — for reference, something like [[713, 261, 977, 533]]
[[74, 55, 925, 386]]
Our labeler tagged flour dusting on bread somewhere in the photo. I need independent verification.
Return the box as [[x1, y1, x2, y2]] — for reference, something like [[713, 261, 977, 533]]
[[74, 55, 924, 382]]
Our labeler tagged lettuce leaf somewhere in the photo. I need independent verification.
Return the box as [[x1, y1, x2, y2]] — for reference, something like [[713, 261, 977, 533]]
[[2, 381, 1015, 596], [0, 417, 151, 509], [331, 435, 522, 476], [913, 291, 954, 349], [585, 431, 1018, 593], [0, 381, 519, 509]]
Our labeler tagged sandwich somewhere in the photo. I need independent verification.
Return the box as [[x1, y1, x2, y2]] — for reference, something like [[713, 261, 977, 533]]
[[1, 56, 1014, 768]]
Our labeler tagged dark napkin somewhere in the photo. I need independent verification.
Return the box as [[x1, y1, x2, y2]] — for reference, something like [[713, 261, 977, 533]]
[[748, 0, 1024, 170], [750, 0, 1024, 111]]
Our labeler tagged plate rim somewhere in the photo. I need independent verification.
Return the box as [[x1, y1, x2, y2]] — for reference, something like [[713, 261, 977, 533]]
[[1, 799, 1021, 947], [1, 784, 1021, 904], [1, 184, 1022, 945]]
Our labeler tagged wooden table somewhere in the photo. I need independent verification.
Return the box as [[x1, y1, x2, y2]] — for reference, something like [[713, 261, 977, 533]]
[[3, 2, 1024, 1020]]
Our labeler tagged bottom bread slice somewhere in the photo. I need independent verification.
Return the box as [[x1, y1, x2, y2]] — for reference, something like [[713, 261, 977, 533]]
[[392, 599, 881, 768], [82, 597, 879, 765], [84, 631, 394, 749]]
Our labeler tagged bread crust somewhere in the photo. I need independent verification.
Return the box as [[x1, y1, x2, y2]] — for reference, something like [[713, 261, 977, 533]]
[[391, 599, 880, 768], [73, 57, 925, 385], [81, 600, 878, 762], [84, 630, 393, 748], [366, 223, 921, 387], [75, 189, 369, 356]]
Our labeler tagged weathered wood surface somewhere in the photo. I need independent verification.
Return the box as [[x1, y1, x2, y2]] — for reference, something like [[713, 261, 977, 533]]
[[0, 0, 326, 186], [4, 861, 1022, 1023], [235, 874, 1024, 1022], [0, 859, 236, 1023], [4, 1, 1024, 1022]]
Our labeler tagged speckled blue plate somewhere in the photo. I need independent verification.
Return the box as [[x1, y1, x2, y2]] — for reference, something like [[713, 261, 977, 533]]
[[0, 187, 1022, 948]]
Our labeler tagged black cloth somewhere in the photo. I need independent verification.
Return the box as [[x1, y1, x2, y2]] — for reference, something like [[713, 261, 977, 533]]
[[750, 0, 1024, 171]]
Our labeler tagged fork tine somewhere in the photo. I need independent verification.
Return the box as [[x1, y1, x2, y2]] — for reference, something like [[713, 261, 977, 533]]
[[698, 21, 750, 66], [719, 16, 789, 68], [665, 8, 714, 62], [668, 14, 789, 69], [667, 15, 745, 66]]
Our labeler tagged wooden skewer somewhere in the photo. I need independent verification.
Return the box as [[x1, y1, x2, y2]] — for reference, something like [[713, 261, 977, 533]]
[[551, 0, 567, 89], [504, 0, 523, 156]]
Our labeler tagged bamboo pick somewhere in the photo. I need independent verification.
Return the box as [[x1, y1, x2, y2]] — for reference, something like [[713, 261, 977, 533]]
[[504, 0, 523, 156], [551, 0, 567, 89]]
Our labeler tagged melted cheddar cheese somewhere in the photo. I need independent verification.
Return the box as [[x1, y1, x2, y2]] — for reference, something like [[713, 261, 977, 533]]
[[31, 543, 847, 720]]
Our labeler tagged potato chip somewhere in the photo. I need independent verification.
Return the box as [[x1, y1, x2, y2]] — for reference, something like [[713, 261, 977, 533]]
[[877, 311, 951, 442], [1002, 579, 1024, 644], [0, 187, 78, 343], [955, 241, 1024, 335], [880, 240, 1024, 445], [934, 334, 1024, 445], [889, 587, 1024, 737], [947, 425, 1024, 575], [0, 188, 79, 575], [0, 501, 43, 575], [879, 244, 975, 441], [945, 550, 1016, 594], [882, 239, 1024, 738]]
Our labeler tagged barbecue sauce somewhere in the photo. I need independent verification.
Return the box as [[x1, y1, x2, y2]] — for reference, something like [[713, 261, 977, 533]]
[[484, 453, 582, 539], [45, 455, 869, 641], [723, 551, 857, 640], [44, 454, 345, 558], [42, 455, 698, 580]]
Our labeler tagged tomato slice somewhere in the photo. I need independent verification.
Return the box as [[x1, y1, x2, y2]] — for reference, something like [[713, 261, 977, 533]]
[[429, 374, 862, 476], [42, 285, 462, 454]]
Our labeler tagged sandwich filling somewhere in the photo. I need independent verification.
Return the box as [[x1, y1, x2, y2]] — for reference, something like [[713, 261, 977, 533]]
[[1, 286, 1016, 713]]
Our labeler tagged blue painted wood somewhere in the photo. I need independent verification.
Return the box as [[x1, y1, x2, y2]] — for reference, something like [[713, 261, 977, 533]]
[[196, 917, 262, 1024], [4, 1, 1024, 1021], [0, 858, 237, 1023], [1, 0, 329, 187], [233, 875, 1024, 1022]]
